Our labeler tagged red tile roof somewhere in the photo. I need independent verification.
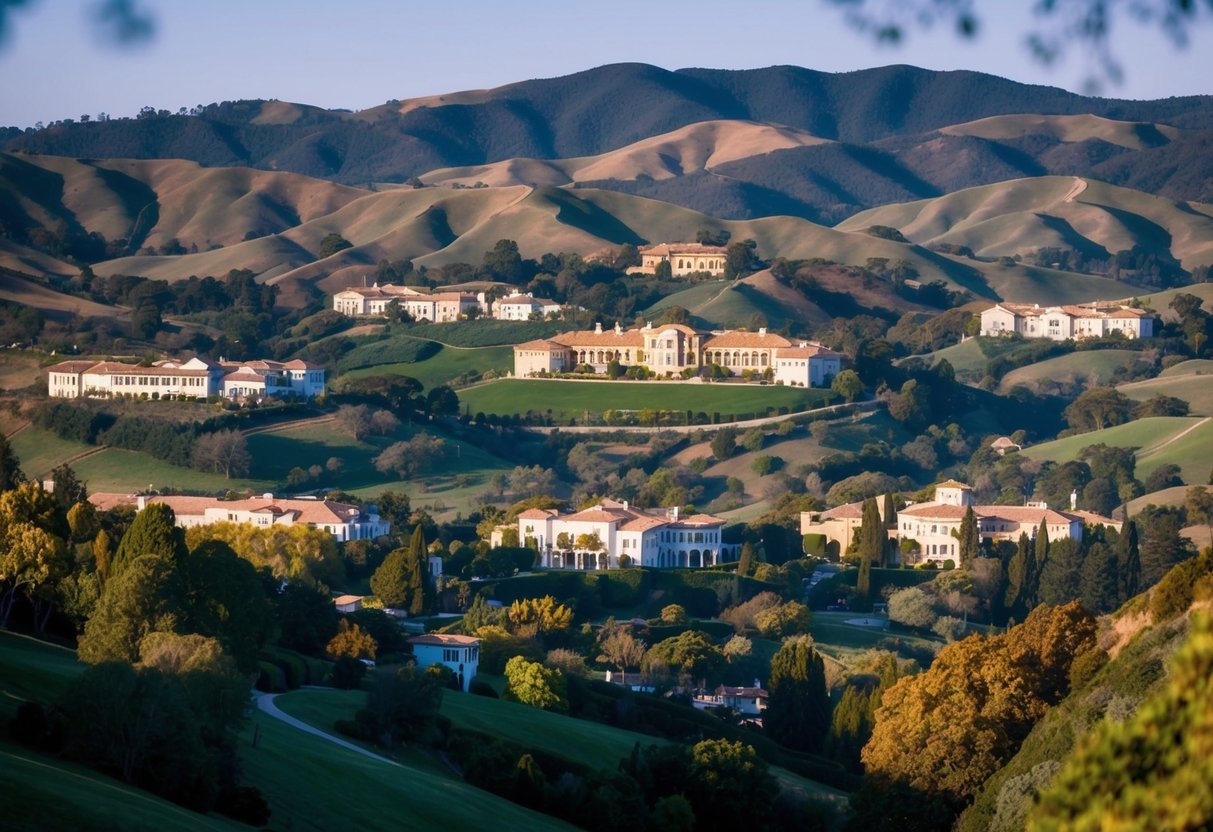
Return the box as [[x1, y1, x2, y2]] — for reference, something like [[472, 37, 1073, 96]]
[[409, 634, 481, 646]]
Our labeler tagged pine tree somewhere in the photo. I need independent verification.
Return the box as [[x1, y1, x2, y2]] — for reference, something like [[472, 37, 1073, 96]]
[[1117, 519, 1141, 603], [1004, 532, 1031, 615], [1079, 542, 1120, 614], [370, 546, 409, 608], [765, 636, 831, 753], [957, 506, 980, 568], [0, 432, 24, 491]]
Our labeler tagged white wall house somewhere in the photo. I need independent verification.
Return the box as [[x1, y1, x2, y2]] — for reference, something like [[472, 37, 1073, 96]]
[[409, 634, 480, 692], [979, 302, 1154, 341], [773, 345, 842, 387], [493, 292, 562, 321], [47, 356, 325, 401], [517, 499, 732, 570], [627, 243, 728, 277], [332, 283, 488, 321], [89, 493, 390, 541]]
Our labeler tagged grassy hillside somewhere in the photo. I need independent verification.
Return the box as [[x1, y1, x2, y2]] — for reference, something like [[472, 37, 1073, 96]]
[[458, 379, 828, 423], [1021, 416, 1213, 485], [996, 349, 1150, 396], [341, 344, 514, 390], [1159, 358, 1213, 377], [838, 176, 1213, 271], [1118, 373, 1213, 416], [939, 113, 1181, 151]]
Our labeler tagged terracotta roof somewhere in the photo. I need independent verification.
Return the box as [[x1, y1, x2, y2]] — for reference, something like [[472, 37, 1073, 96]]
[[986, 302, 1150, 320], [517, 508, 560, 520], [620, 515, 668, 532], [640, 243, 728, 256], [819, 503, 864, 520], [282, 359, 324, 370], [672, 513, 725, 527], [935, 479, 972, 490], [409, 633, 481, 646], [88, 492, 140, 511], [899, 503, 970, 519], [47, 359, 103, 374], [82, 361, 210, 377], [716, 685, 768, 698], [1067, 510, 1122, 527], [647, 324, 700, 336], [565, 508, 627, 524], [977, 505, 1080, 525], [550, 329, 645, 348], [991, 437, 1020, 448], [775, 348, 822, 359], [333, 594, 363, 605], [499, 294, 557, 306], [223, 370, 266, 382], [702, 331, 793, 349], [152, 495, 364, 525], [515, 339, 570, 351]]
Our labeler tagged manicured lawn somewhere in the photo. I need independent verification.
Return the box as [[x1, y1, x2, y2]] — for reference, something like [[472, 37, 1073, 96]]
[[11, 427, 95, 480], [342, 343, 513, 390], [1119, 373, 1213, 416], [997, 349, 1147, 395], [0, 631, 83, 719], [459, 379, 828, 422]]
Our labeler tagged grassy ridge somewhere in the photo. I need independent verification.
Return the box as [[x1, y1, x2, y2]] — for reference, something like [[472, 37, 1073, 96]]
[[341, 344, 513, 390], [1118, 373, 1213, 416], [997, 349, 1148, 395], [1021, 416, 1213, 484]]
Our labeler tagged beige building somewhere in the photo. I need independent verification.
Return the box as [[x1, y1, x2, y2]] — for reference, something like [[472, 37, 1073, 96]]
[[89, 493, 390, 542], [801, 480, 1117, 566], [980, 302, 1154, 340], [512, 323, 841, 383], [47, 356, 325, 401], [629, 243, 728, 277]]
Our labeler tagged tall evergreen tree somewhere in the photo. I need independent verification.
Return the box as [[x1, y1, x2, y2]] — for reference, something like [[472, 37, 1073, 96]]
[[737, 542, 755, 577], [957, 506, 980, 568], [882, 493, 897, 530], [857, 551, 872, 600], [765, 636, 831, 753], [0, 432, 24, 491], [370, 546, 409, 608], [1037, 539, 1081, 606], [858, 497, 884, 567], [406, 524, 429, 616], [1079, 541, 1120, 614], [1004, 532, 1031, 615], [1028, 519, 1050, 609], [1117, 519, 1141, 603]]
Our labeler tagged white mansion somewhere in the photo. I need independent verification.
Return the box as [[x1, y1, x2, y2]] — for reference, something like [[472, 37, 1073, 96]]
[[332, 283, 488, 321], [46, 356, 325, 401], [513, 323, 842, 387], [510, 499, 732, 569], [90, 493, 390, 542], [979, 301, 1154, 340], [800, 480, 1120, 567], [408, 634, 481, 692]]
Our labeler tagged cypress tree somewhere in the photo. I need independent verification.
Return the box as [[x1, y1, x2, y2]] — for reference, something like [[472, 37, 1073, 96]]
[[1079, 542, 1120, 614], [738, 542, 755, 577], [858, 497, 883, 568], [1117, 519, 1141, 603], [857, 550, 872, 599], [113, 503, 187, 575], [957, 506, 980, 568], [406, 524, 429, 616], [766, 636, 831, 753], [370, 546, 409, 608], [0, 432, 24, 491], [1027, 519, 1049, 609], [1005, 532, 1031, 615]]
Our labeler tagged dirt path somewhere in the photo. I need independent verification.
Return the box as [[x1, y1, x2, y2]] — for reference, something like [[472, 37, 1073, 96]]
[[519, 399, 877, 434], [1139, 416, 1211, 456], [1062, 176, 1088, 203], [58, 445, 108, 466], [255, 692, 401, 767], [241, 414, 335, 437]]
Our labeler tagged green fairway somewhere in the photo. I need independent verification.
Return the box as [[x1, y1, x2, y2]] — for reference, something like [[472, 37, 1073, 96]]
[[342, 343, 513, 390], [0, 631, 83, 719], [902, 338, 989, 378], [11, 427, 95, 481], [459, 379, 828, 423]]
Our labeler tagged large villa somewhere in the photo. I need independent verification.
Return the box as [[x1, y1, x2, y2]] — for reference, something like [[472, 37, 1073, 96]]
[[513, 323, 842, 386], [47, 356, 326, 401], [801, 480, 1120, 566], [979, 301, 1153, 340], [510, 499, 733, 569]]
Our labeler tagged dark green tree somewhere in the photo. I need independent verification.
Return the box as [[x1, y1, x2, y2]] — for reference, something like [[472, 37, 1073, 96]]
[[685, 739, 779, 830], [883, 492, 898, 531], [275, 580, 339, 655], [957, 505, 980, 568], [0, 432, 24, 491], [1004, 532, 1032, 616], [49, 463, 87, 508], [1079, 541, 1121, 614], [858, 497, 884, 568], [1037, 538, 1081, 607], [112, 503, 187, 575], [711, 428, 738, 462], [179, 540, 272, 673], [370, 546, 409, 608], [765, 635, 831, 753], [405, 524, 429, 616], [1117, 519, 1141, 603], [317, 232, 353, 259], [737, 542, 755, 577], [77, 553, 183, 664], [1138, 507, 1197, 587], [1030, 520, 1050, 608]]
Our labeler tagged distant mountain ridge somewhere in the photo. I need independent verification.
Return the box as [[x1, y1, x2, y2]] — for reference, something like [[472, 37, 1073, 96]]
[[6, 63, 1213, 201]]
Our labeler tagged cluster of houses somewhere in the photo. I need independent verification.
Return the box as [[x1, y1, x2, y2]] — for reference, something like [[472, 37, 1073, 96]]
[[979, 301, 1153, 340], [502, 498, 734, 570], [332, 283, 564, 322], [514, 323, 842, 387], [46, 356, 326, 401], [800, 480, 1121, 566], [89, 492, 390, 542]]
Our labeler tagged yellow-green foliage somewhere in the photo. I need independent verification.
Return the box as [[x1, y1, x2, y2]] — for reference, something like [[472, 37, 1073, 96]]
[[185, 521, 342, 588], [1028, 614, 1213, 832]]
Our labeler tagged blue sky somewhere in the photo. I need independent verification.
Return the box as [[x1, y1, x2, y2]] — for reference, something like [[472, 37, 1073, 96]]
[[2, 0, 1211, 128]]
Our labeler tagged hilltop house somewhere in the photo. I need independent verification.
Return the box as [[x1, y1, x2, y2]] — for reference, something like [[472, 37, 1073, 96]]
[[46, 356, 325, 401], [693, 681, 768, 719], [408, 634, 480, 692], [492, 292, 563, 320], [512, 323, 841, 384], [800, 480, 1119, 566], [979, 302, 1154, 340], [332, 283, 488, 321], [627, 243, 728, 277], [513, 498, 732, 569], [89, 493, 390, 542]]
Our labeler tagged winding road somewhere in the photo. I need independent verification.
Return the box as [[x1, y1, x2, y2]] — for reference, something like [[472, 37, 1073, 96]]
[[254, 692, 401, 767]]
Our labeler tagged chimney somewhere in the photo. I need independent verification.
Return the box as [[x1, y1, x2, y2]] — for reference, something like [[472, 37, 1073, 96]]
[[622, 500, 629, 510], [136, 495, 147, 511], [670, 506, 680, 521], [615, 322, 622, 335], [758, 327, 767, 336], [595, 322, 603, 334], [644, 321, 653, 330], [1070, 489, 1077, 511]]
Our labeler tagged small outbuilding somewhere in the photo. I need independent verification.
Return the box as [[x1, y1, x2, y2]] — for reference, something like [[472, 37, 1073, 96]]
[[408, 633, 481, 692]]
